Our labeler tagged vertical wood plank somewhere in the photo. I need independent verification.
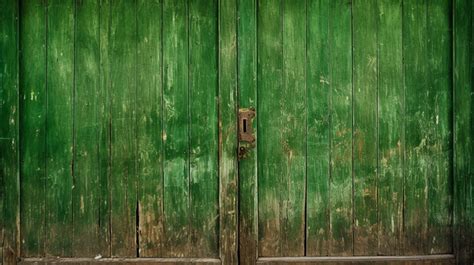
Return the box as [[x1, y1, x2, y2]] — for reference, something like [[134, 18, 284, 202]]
[[0, 0, 19, 261], [377, 0, 404, 255], [188, 0, 219, 258], [426, 0, 453, 254], [454, 0, 473, 263], [328, 0, 353, 256], [238, 0, 257, 262], [162, 0, 190, 257], [257, 0, 283, 257], [353, 0, 378, 255], [99, 0, 113, 257], [44, 0, 74, 256], [20, 0, 47, 257], [108, 0, 137, 256], [219, 0, 238, 263], [281, 0, 306, 256], [136, 0, 164, 257], [306, 0, 330, 256], [403, 0, 429, 254], [74, 0, 109, 256]]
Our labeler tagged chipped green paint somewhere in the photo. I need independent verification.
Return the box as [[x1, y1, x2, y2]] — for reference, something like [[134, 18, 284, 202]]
[[2, 0, 472, 263]]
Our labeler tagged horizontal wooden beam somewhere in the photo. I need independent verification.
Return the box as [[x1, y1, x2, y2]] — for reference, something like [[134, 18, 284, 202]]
[[257, 255, 455, 264], [19, 257, 221, 264]]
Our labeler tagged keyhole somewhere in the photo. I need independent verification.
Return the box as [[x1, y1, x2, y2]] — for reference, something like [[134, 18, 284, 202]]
[[243, 118, 247, 133]]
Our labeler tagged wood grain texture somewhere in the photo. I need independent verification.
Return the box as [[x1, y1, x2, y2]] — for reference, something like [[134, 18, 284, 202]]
[[74, 0, 109, 257], [403, 0, 429, 254], [454, 0, 474, 263], [306, 0, 330, 256], [136, 0, 164, 258], [188, 0, 219, 257], [0, 0, 19, 262], [45, 0, 74, 256], [426, 0, 452, 254], [238, 0, 258, 263], [377, 0, 404, 255], [280, 0, 307, 256], [20, 0, 47, 257], [162, 0, 190, 257], [328, 0, 353, 256], [257, 0, 283, 256], [352, 0, 378, 255], [218, 0, 238, 263], [107, 0, 138, 256]]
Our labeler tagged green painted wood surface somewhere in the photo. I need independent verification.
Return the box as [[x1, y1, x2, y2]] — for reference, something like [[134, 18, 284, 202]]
[[136, 0, 163, 257], [306, 0, 330, 256], [162, 0, 191, 256], [0, 0, 19, 262], [377, 0, 404, 255], [108, 0, 138, 256], [257, 0, 283, 256], [454, 0, 474, 263], [45, 0, 74, 256], [426, 0, 452, 254], [188, 0, 219, 256], [74, 0, 109, 256], [218, 0, 239, 262], [353, 0, 378, 255], [20, 0, 47, 256], [327, 0, 353, 255], [239, 0, 455, 260], [5, 0, 464, 262], [238, 0, 258, 262], [17, 0, 224, 259]]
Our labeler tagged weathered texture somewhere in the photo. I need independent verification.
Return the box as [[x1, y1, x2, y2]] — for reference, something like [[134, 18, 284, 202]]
[[219, 0, 239, 263], [74, 0, 109, 257], [454, 0, 474, 264], [20, 0, 47, 257], [377, 0, 404, 255], [136, 0, 164, 257], [238, 0, 258, 263], [0, 0, 19, 263]]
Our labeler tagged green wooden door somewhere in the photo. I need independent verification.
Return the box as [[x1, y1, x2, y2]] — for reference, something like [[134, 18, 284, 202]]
[[238, 0, 454, 264], [12, 0, 458, 264], [18, 0, 238, 262]]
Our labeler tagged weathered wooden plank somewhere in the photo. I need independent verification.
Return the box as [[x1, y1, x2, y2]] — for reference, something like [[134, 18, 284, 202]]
[[19, 0, 47, 257], [162, 0, 190, 257], [74, 0, 109, 256], [328, 0, 353, 256], [256, 255, 455, 264], [108, 0, 138, 256], [306, 0, 330, 256], [19, 257, 221, 264], [218, 0, 238, 263], [98, 0, 113, 257], [188, 0, 219, 257], [426, 0, 453, 254], [377, 0, 404, 255], [352, 0, 378, 255], [403, 0, 429, 254], [281, 0, 307, 256], [454, 0, 474, 263], [257, 0, 283, 256], [238, 0, 257, 262], [0, 0, 19, 262], [45, 0, 74, 256], [136, 0, 164, 257]]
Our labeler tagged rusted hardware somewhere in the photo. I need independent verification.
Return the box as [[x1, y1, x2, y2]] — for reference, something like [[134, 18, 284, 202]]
[[238, 108, 256, 160], [238, 108, 256, 143]]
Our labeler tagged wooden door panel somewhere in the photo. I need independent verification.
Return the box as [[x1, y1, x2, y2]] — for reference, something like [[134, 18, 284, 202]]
[[18, 0, 231, 260], [238, 0, 453, 261]]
